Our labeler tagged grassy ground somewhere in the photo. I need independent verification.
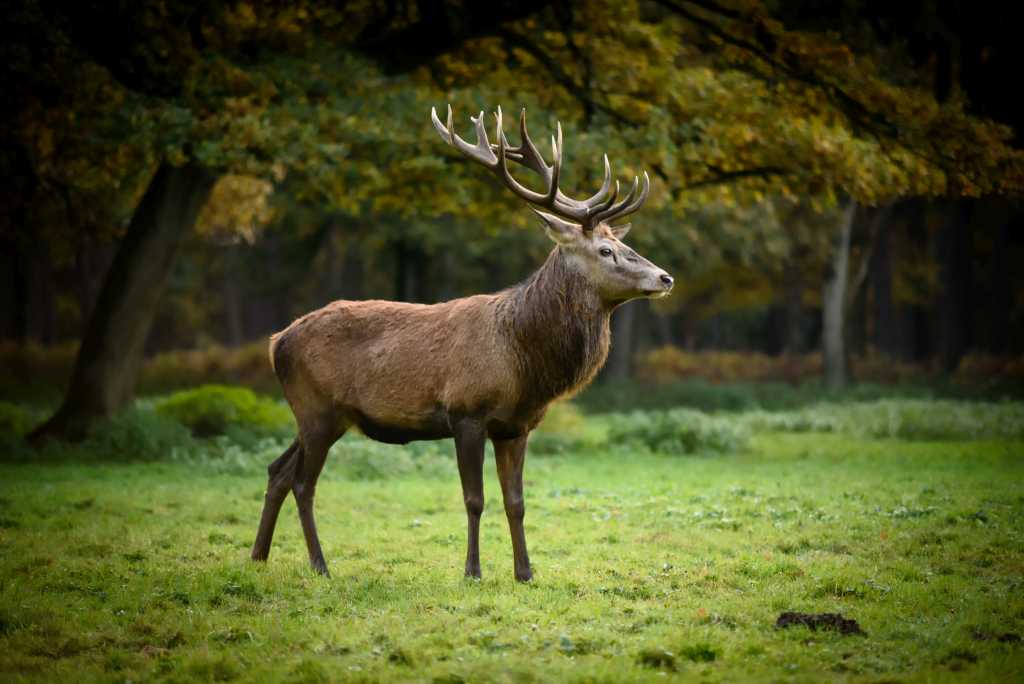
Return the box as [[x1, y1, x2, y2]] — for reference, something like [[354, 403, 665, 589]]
[[1, 428, 1022, 682]]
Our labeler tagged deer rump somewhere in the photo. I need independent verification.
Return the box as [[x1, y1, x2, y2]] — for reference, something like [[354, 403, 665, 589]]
[[269, 295, 535, 445]]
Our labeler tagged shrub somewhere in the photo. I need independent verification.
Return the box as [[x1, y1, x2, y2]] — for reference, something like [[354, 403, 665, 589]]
[[537, 400, 586, 434], [0, 401, 38, 436], [743, 399, 1024, 441], [153, 385, 294, 438], [573, 376, 1013, 415], [0, 404, 201, 464], [577, 379, 768, 413], [79, 407, 199, 461], [530, 400, 595, 455], [607, 409, 749, 455], [637, 347, 821, 384], [635, 346, 944, 386]]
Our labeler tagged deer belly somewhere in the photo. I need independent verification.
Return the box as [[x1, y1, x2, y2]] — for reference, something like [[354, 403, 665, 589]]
[[355, 408, 452, 445]]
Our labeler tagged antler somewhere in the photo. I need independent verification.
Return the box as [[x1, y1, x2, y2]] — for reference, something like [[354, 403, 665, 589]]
[[430, 105, 649, 230]]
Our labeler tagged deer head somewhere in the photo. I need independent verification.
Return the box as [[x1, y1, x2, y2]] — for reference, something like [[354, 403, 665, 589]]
[[431, 105, 674, 304]]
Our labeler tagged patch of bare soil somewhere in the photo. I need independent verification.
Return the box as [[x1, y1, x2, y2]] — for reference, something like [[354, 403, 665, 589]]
[[776, 612, 865, 636]]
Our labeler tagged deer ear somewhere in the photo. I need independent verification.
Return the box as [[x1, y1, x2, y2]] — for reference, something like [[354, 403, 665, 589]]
[[610, 223, 631, 239], [532, 209, 580, 245]]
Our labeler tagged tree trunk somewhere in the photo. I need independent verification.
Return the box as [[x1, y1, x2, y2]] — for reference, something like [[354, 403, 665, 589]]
[[822, 202, 856, 390], [394, 240, 414, 302], [847, 286, 867, 357], [895, 201, 932, 361], [845, 203, 889, 360], [74, 239, 115, 333], [31, 162, 216, 442], [223, 246, 245, 346], [25, 244, 57, 343], [604, 300, 638, 380], [650, 308, 675, 348], [869, 218, 896, 356], [782, 258, 805, 354], [934, 201, 973, 373], [989, 218, 1012, 354], [7, 239, 30, 341]]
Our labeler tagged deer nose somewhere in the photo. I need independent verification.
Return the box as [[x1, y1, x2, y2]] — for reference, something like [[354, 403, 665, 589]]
[[659, 273, 674, 287]]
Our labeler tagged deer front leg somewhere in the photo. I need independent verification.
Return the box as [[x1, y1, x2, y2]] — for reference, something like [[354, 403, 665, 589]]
[[494, 434, 532, 582], [453, 419, 486, 579]]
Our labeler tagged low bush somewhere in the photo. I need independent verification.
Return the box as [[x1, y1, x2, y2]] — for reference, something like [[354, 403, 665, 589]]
[[153, 385, 294, 439], [0, 401, 38, 436], [537, 400, 586, 434], [637, 347, 823, 385], [0, 402, 201, 464], [528, 431, 590, 455], [577, 376, 921, 413], [607, 409, 749, 455], [635, 346, 978, 386], [530, 401, 594, 455], [81, 407, 200, 461], [743, 399, 1024, 441], [573, 376, 1021, 415]]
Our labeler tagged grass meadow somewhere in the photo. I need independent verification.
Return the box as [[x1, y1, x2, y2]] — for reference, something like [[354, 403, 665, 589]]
[[0, 391, 1022, 682]]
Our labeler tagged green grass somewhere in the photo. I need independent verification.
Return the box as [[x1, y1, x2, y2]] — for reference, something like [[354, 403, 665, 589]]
[[1, 413, 1023, 681]]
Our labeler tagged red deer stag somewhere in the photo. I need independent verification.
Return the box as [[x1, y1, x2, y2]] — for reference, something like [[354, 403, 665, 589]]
[[250, 105, 673, 581]]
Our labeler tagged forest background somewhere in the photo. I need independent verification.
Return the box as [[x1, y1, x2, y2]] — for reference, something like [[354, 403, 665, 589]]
[[2, 0, 1023, 439]]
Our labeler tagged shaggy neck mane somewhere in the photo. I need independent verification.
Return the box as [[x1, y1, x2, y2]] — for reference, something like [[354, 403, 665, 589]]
[[497, 248, 612, 406]]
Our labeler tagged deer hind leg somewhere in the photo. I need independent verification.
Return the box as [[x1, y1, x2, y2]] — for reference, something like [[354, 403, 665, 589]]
[[453, 419, 486, 579], [494, 434, 532, 582], [292, 417, 343, 577], [251, 439, 301, 562]]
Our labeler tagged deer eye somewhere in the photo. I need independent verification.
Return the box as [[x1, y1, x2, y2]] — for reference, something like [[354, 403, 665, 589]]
[[599, 247, 613, 258]]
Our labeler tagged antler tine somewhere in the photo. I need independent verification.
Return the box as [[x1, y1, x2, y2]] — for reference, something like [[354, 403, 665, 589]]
[[590, 176, 620, 218], [621, 171, 651, 217], [431, 105, 497, 167], [548, 122, 562, 204], [570, 154, 616, 230], [496, 106, 550, 205], [430, 105, 451, 143], [592, 174, 640, 225], [513, 108, 553, 179], [593, 171, 650, 225]]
